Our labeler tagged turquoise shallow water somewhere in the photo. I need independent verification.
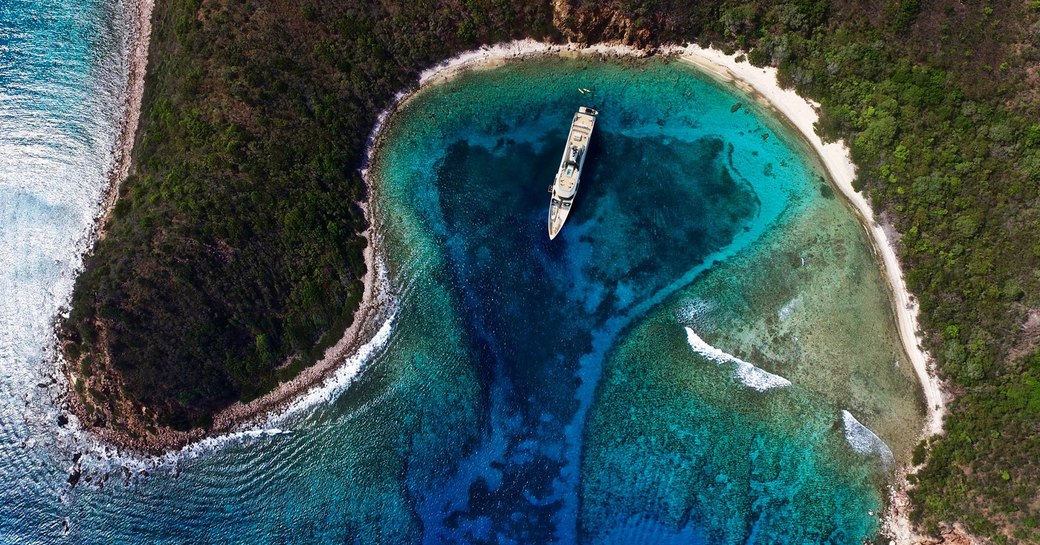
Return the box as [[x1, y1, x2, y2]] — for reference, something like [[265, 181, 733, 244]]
[[0, 2, 922, 541], [364, 57, 921, 543]]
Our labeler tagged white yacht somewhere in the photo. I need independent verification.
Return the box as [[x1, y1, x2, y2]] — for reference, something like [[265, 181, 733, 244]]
[[548, 106, 597, 240]]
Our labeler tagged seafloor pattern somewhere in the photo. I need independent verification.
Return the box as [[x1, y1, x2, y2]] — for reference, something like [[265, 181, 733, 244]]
[[366, 58, 923, 544]]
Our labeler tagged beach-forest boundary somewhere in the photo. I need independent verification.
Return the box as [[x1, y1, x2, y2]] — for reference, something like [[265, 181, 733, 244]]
[[61, 0, 1040, 541]]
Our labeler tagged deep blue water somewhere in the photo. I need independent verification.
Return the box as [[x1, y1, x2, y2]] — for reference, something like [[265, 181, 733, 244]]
[[0, 2, 920, 543], [370, 59, 896, 544]]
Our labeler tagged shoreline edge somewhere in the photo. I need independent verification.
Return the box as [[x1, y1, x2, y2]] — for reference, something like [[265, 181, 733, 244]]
[[383, 38, 947, 543], [65, 26, 946, 541], [59, 0, 395, 456]]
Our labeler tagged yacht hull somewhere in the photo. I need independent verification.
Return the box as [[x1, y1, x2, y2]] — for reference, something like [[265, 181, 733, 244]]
[[548, 106, 597, 240]]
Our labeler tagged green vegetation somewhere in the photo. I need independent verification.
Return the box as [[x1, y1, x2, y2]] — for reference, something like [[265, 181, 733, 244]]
[[569, 0, 1039, 540], [63, 0, 555, 430], [729, 3, 1040, 540], [64, 0, 1040, 539]]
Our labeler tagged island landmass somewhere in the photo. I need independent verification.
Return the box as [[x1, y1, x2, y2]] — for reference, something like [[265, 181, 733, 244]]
[[61, 0, 1040, 542]]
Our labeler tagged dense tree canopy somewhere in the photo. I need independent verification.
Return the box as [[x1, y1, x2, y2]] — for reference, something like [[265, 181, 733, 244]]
[[63, 0, 557, 430]]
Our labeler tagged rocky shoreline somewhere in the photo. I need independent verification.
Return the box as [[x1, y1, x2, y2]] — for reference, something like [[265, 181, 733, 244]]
[[58, 0, 396, 455], [58, 0, 154, 451]]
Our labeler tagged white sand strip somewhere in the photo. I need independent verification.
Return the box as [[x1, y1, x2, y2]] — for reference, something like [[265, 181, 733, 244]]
[[673, 45, 946, 438], [391, 41, 947, 544]]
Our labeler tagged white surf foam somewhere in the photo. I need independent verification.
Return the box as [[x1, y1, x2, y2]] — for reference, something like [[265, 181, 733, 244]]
[[57, 422, 303, 488], [274, 306, 396, 421], [53, 297, 398, 487], [732, 361, 793, 392], [841, 410, 894, 466], [684, 327, 791, 391]]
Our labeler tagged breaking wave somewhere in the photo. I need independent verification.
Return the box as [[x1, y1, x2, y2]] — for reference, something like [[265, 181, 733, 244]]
[[841, 410, 894, 466], [274, 305, 396, 422], [684, 327, 791, 391]]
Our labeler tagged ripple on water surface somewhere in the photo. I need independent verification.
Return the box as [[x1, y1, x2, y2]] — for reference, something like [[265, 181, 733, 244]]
[[0, 0, 133, 541]]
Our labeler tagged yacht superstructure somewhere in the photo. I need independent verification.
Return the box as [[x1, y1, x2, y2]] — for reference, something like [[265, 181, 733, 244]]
[[548, 106, 597, 239]]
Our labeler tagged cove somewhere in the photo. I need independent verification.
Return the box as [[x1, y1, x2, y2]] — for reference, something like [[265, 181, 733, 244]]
[[367, 56, 926, 543]]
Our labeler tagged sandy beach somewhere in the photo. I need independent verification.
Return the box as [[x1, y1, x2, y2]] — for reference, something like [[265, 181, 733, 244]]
[[672, 45, 947, 436], [670, 45, 950, 544], [390, 39, 948, 542]]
